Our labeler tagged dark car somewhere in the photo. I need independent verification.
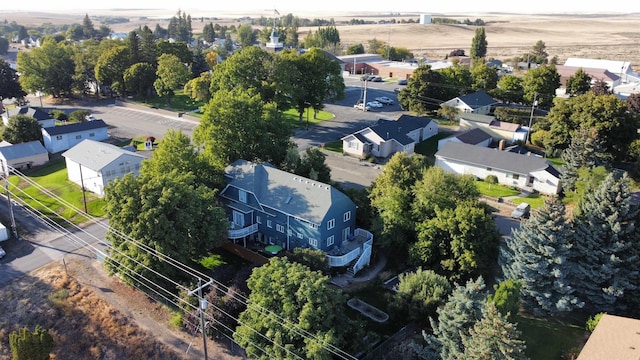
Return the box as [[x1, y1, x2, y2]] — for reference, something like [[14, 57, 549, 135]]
[[398, 79, 408, 85], [371, 76, 383, 82]]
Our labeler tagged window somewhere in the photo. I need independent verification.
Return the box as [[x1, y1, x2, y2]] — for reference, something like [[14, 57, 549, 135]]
[[297, 232, 303, 239], [75, 135, 82, 139], [343, 211, 351, 222], [238, 189, 247, 203], [89, 132, 95, 137], [256, 215, 262, 224], [55, 135, 63, 140], [309, 223, 318, 230], [327, 219, 335, 230], [267, 219, 273, 228], [486, 167, 492, 171], [348, 141, 357, 149], [276, 224, 285, 233], [309, 238, 318, 247], [327, 235, 334, 246], [513, 174, 520, 180]]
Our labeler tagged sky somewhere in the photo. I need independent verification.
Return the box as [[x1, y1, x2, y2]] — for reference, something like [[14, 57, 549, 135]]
[[3, 0, 640, 15]]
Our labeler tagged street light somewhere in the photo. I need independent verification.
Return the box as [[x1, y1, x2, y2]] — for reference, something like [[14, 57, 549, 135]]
[[527, 94, 538, 145]]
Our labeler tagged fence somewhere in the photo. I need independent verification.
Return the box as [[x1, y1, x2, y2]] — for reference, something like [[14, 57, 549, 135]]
[[360, 322, 421, 360]]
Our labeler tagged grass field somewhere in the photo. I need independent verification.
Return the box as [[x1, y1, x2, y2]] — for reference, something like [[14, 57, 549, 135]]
[[511, 193, 546, 209], [283, 107, 334, 128], [475, 180, 521, 198], [517, 314, 587, 360], [8, 158, 106, 225]]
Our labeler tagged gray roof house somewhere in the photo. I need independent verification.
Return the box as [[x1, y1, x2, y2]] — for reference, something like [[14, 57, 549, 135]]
[[220, 159, 374, 274], [2, 107, 56, 128], [435, 142, 561, 194], [441, 91, 499, 115], [437, 128, 493, 150], [62, 139, 146, 196], [342, 115, 438, 159], [0, 140, 49, 175], [42, 120, 109, 154]]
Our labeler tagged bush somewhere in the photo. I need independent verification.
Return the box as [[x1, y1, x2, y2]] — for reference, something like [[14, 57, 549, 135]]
[[69, 109, 91, 123], [586, 312, 606, 332], [485, 175, 498, 185], [49, 109, 68, 121]]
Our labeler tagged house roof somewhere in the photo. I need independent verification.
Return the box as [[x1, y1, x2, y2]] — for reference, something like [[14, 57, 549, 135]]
[[577, 314, 640, 360], [455, 91, 498, 109], [489, 120, 521, 132], [435, 142, 558, 176], [222, 159, 354, 224], [347, 115, 434, 146], [43, 120, 108, 136], [564, 57, 632, 75], [4, 107, 52, 121], [61, 139, 145, 172], [455, 128, 493, 145], [459, 113, 495, 124], [0, 141, 47, 160], [555, 65, 620, 85]]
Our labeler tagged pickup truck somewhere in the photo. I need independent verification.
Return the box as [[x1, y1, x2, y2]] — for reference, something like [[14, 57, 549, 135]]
[[511, 202, 530, 220]]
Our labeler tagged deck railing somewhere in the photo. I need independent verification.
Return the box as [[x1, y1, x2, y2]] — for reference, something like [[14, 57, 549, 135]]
[[228, 223, 258, 239]]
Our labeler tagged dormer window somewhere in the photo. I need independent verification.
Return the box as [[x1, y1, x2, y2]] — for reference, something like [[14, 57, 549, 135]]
[[239, 189, 247, 203]]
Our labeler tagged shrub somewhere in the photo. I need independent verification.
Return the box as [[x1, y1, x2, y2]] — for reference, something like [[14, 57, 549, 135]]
[[586, 312, 606, 332], [69, 109, 91, 123], [49, 109, 68, 121]]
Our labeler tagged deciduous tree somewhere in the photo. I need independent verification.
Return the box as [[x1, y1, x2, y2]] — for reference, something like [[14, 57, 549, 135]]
[[95, 46, 129, 96], [565, 68, 592, 97], [295, 147, 331, 183], [234, 258, 359, 360], [2, 115, 43, 144], [521, 64, 560, 108], [495, 75, 524, 104], [17, 37, 74, 98], [391, 268, 451, 322], [236, 24, 257, 47], [124, 62, 156, 99], [398, 64, 448, 113], [154, 53, 191, 106], [471, 62, 499, 91], [0, 58, 26, 104], [193, 88, 293, 167]]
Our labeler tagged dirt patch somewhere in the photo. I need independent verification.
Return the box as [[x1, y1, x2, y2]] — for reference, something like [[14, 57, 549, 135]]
[[0, 253, 245, 360]]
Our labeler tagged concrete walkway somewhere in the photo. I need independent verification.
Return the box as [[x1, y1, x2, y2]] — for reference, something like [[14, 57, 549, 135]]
[[330, 253, 387, 288]]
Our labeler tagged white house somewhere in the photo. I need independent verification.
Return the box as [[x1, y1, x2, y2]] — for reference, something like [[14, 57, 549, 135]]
[[2, 107, 56, 128], [341, 115, 438, 159], [62, 139, 147, 196], [441, 91, 498, 115], [0, 140, 49, 175], [437, 128, 493, 150], [42, 120, 109, 154], [435, 142, 561, 194]]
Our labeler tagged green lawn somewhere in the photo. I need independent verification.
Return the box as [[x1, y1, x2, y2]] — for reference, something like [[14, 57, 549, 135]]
[[546, 157, 565, 167], [133, 90, 205, 114], [511, 193, 545, 209], [282, 108, 334, 129], [475, 181, 521, 198], [8, 158, 106, 226], [323, 140, 343, 153], [517, 314, 587, 360]]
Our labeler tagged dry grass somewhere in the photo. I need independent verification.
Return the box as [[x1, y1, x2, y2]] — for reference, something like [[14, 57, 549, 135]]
[[2, 11, 640, 66], [0, 258, 243, 360]]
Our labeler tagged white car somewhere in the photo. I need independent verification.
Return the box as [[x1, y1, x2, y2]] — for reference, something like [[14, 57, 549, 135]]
[[354, 103, 371, 111], [375, 97, 394, 105], [366, 101, 384, 108]]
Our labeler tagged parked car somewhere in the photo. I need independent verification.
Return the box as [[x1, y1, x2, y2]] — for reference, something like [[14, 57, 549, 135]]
[[354, 103, 371, 111], [360, 75, 370, 81], [394, 88, 402, 93], [375, 96, 394, 105], [397, 79, 408, 85], [366, 101, 384, 108], [511, 202, 531, 220], [0, 246, 5, 259], [371, 76, 383, 82]]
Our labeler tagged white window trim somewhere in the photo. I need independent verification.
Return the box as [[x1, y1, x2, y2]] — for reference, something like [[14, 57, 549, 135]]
[[256, 215, 262, 224], [239, 189, 247, 203], [309, 238, 318, 247], [327, 219, 335, 230], [276, 224, 285, 233], [343, 211, 351, 222], [327, 235, 334, 246], [267, 219, 273, 228]]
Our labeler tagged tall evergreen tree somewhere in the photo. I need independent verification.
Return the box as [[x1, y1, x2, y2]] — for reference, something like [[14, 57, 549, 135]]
[[470, 27, 488, 59], [500, 195, 582, 315], [426, 277, 487, 360], [559, 127, 612, 192], [461, 302, 529, 360], [139, 25, 157, 66], [126, 30, 140, 66], [572, 172, 640, 314], [82, 14, 95, 39]]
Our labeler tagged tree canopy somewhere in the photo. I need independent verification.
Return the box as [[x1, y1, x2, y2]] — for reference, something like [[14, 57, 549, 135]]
[[193, 88, 294, 168], [0, 59, 26, 103], [470, 28, 488, 59], [154, 53, 191, 105], [2, 115, 43, 144], [17, 37, 74, 98], [234, 257, 359, 360]]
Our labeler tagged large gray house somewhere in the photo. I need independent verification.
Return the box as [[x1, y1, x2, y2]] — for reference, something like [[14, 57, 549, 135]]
[[220, 159, 374, 274]]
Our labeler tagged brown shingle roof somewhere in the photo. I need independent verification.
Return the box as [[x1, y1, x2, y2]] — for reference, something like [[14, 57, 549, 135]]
[[577, 314, 640, 360]]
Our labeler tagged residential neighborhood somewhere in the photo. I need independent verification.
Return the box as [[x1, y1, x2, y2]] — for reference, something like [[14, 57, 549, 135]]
[[1, 7, 640, 360]]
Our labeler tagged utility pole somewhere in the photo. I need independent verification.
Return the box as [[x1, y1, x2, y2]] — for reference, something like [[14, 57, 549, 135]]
[[363, 79, 368, 110], [5, 177, 18, 239], [78, 163, 88, 213], [189, 278, 213, 360], [527, 93, 538, 145]]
